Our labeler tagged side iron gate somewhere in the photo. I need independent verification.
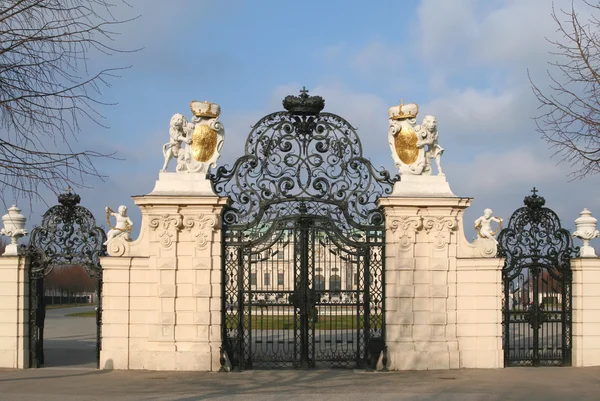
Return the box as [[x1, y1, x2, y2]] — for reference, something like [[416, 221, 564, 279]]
[[27, 190, 106, 368], [213, 89, 395, 369], [497, 189, 578, 366]]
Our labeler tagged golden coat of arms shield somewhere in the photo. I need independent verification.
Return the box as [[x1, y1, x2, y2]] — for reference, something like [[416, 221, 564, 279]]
[[191, 124, 218, 162], [394, 125, 419, 165]]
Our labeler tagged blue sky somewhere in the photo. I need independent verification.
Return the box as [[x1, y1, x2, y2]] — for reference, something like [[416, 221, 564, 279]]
[[4, 0, 600, 245]]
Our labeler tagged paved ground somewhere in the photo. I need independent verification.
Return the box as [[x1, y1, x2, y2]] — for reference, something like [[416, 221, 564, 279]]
[[24, 307, 600, 400], [43, 305, 97, 369], [0, 366, 599, 401]]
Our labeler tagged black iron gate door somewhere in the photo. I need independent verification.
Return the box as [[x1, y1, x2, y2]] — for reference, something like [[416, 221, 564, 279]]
[[497, 189, 578, 367], [27, 190, 106, 368], [214, 89, 394, 370]]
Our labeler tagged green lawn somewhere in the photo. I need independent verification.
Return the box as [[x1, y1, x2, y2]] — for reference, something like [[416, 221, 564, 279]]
[[65, 311, 96, 318], [46, 303, 92, 310], [228, 314, 382, 330]]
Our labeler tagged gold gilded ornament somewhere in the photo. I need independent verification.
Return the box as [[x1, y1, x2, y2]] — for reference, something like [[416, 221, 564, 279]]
[[192, 124, 218, 162], [394, 126, 419, 165]]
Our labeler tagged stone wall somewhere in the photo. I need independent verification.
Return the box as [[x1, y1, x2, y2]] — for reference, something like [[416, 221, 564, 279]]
[[0, 256, 29, 368], [572, 257, 600, 367]]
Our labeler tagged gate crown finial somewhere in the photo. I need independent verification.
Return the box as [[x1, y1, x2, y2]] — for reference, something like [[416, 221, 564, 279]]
[[282, 88, 325, 116], [524, 187, 545, 210], [58, 190, 81, 208]]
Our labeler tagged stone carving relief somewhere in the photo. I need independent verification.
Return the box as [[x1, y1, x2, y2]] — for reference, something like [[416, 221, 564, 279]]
[[390, 216, 422, 250], [424, 216, 457, 249], [149, 214, 183, 248], [183, 214, 220, 250], [388, 100, 445, 176], [161, 100, 225, 174]]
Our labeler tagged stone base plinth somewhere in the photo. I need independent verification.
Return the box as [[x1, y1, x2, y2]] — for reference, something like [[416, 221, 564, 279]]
[[150, 172, 216, 196], [387, 341, 460, 370], [391, 175, 455, 197]]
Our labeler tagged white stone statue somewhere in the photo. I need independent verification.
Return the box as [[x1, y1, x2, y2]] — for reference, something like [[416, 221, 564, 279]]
[[104, 205, 133, 246], [416, 115, 444, 176], [573, 208, 600, 257], [161, 100, 225, 175], [0, 205, 27, 256], [474, 209, 503, 244], [388, 101, 446, 177], [161, 113, 195, 173]]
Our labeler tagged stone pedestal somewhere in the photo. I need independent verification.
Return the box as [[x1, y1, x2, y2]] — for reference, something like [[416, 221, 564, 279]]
[[0, 256, 29, 368], [150, 172, 216, 196], [100, 192, 228, 371]]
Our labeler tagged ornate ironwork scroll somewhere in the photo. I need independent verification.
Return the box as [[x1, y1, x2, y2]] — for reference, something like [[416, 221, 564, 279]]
[[497, 188, 578, 367], [213, 89, 395, 370], [27, 190, 106, 368]]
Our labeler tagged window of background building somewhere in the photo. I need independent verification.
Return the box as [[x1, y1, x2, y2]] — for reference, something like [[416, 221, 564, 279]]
[[277, 272, 284, 286], [251, 272, 257, 286], [264, 272, 270, 286], [329, 275, 341, 293], [314, 275, 325, 291]]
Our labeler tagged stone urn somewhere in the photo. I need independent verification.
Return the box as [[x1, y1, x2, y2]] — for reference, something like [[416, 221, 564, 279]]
[[0, 205, 28, 255], [573, 208, 600, 257]]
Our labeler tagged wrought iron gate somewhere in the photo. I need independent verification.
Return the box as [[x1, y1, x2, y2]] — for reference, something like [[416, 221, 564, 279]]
[[213, 89, 395, 369], [497, 188, 578, 366], [27, 190, 106, 368]]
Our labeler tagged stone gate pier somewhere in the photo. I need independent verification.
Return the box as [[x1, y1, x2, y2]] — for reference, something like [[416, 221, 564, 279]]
[[379, 192, 503, 370], [100, 181, 227, 371]]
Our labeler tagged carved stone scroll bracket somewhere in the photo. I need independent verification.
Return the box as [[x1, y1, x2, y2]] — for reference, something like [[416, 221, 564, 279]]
[[423, 216, 458, 249], [390, 216, 423, 250], [149, 214, 183, 249], [183, 214, 220, 250]]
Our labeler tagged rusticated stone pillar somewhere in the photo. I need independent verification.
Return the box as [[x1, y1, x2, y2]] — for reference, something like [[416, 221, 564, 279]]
[[101, 194, 228, 371], [379, 195, 504, 370]]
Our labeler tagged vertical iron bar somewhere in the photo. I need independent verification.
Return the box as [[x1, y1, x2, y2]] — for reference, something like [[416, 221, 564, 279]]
[[96, 273, 102, 369], [363, 249, 370, 367], [300, 219, 310, 369], [532, 266, 539, 366]]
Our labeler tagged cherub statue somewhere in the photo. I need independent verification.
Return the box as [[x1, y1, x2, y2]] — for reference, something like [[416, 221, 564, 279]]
[[104, 205, 133, 246], [474, 208, 503, 244], [161, 113, 195, 173], [416, 115, 444, 176]]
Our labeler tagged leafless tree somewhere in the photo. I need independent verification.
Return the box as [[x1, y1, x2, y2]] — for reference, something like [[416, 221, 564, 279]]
[[0, 0, 137, 202], [531, 1, 600, 178]]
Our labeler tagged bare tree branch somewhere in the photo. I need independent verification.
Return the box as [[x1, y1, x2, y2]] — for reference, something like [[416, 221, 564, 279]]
[[0, 0, 139, 202], [531, 1, 600, 179]]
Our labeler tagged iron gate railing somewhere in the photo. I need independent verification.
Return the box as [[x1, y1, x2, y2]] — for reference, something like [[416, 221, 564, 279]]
[[213, 89, 394, 369], [498, 188, 578, 366], [27, 190, 106, 368]]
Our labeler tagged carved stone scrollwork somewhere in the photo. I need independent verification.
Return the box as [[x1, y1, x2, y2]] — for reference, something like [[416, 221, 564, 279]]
[[106, 236, 129, 257], [183, 214, 220, 249], [423, 216, 457, 248], [390, 216, 422, 250], [149, 214, 183, 248]]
